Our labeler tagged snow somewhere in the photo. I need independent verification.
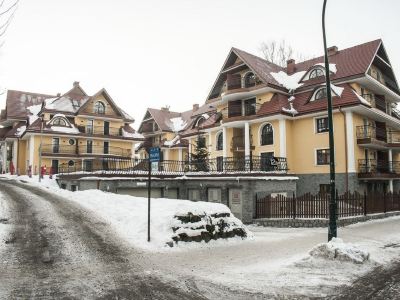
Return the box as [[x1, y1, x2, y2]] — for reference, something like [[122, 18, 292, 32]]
[[15, 125, 26, 137], [288, 95, 295, 102], [282, 103, 298, 115], [270, 70, 306, 91], [167, 117, 187, 133], [309, 237, 369, 264], [0, 191, 11, 253], [314, 63, 337, 74], [164, 135, 179, 147], [122, 128, 144, 139], [51, 126, 80, 134], [354, 91, 372, 106], [201, 113, 210, 120], [330, 83, 344, 96], [26, 104, 42, 124]]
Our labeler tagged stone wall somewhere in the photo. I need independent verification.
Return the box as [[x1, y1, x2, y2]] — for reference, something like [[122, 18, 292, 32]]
[[254, 211, 400, 228]]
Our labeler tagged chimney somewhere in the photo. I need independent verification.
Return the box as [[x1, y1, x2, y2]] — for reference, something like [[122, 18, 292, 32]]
[[73, 81, 80, 87], [327, 46, 338, 56], [161, 106, 170, 111], [56, 93, 61, 97], [286, 59, 296, 75], [193, 104, 199, 112]]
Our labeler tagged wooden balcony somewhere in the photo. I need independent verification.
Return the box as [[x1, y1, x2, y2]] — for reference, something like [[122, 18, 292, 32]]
[[356, 125, 400, 149], [358, 159, 400, 179], [41, 144, 132, 158]]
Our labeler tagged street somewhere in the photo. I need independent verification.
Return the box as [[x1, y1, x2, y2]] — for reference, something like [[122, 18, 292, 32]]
[[0, 179, 207, 299]]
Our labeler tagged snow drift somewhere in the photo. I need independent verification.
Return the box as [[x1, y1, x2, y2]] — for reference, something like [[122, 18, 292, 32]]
[[309, 238, 370, 264]]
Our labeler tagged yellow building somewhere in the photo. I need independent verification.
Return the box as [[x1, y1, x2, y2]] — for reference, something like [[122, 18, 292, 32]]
[[174, 39, 400, 195], [0, 82, 143, 175]]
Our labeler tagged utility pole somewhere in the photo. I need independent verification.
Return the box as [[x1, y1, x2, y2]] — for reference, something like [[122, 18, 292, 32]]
[[38, 116, 43, 182], [322, 0, 337, 241]]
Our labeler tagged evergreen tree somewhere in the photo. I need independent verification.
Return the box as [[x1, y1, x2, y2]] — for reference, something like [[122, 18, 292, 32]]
[[191, 135, 209, 172]]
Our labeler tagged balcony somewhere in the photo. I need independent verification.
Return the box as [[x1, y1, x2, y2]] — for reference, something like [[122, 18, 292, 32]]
[[41, 144, 132, 158], [358, 159, 400, 179], [356, 125, 400, 148], [361, 94, 387, 113], [230, 135, 254, 152], [221, 101, 261, 120], [78, 126, 123, 137]]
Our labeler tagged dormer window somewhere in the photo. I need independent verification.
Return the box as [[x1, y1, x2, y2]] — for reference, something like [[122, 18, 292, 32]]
[[309, 68, 325, 79], [52, 117, 67, 126], [314, 88, 328, 100], [195, 116, 206, 127], [94, 101, 105, 114], [244, 72, 256, 88]]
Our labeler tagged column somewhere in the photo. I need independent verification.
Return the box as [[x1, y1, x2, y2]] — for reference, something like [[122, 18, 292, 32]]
[[208, 131, 212, 157], [222, 126, 227, 159], [13, 140, 18, 173], [389, 179, 394, 193], [345, 111, 356, 173], [164, 149, 169, 161], [279, 119, 286, 157], [178, 148, 183, 161], [244, 122, 250, 158], [1, 142, 6, 173], [188, 138, 192, 162], [388, 149, 393, 172]]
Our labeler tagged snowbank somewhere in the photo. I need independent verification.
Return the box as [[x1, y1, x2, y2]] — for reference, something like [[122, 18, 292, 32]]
[[309, 238, 369, 264], [0, 192, 11, 251], [270, 71, 306, 91]]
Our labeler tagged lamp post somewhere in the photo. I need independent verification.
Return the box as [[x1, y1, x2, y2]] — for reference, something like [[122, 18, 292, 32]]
[[322, 0, 337, 241]]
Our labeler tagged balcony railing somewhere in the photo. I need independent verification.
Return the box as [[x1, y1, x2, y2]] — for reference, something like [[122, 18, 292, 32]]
[[221, 103, 261, 119], [58, 156, 289, 175], [356, 125, 387, 142], [41, 144, 132, 157], [361, 94, 386, 113], [78, 126, 123, 136], [358, 159, 400, 176]]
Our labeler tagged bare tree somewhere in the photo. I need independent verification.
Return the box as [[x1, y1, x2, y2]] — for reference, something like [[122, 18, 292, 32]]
[[0, 0, 19, 48], [259, 39, 311, 67]]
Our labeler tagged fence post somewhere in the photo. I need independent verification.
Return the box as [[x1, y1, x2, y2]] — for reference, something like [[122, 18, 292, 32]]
[[363, 191, 367, 216], [335, 189, 339, 220], [292, 192, 296, 219]]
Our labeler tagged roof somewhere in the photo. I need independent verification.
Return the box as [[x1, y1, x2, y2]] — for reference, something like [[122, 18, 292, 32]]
[[4, 90, 56, 120], [141, 108, 192, 132]]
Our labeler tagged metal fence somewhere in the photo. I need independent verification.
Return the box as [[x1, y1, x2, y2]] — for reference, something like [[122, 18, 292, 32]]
[[57, 156, 288, 175], [255, 191, 400, 219]]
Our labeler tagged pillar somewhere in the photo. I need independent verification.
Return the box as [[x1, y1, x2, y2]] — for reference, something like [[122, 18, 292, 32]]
[[244, 122, 250, 158], [222, 126, 227, 159], [389, 149, 393, 172], [345, 111, 356, 173], [389, 179, 394, 193], [279, 119, 286, 157], [29, 135, 35, 168], [1, 142, 6, 173], [188, 138, 192, 162], [12, 140, 18, 172]]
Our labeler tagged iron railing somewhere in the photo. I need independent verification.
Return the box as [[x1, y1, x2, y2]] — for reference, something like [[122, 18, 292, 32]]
[[358, 159, 400, 174], [57, 156, 288, 175], [356, 125, 387, 142], [78, 126, 123, 136], [41, 144, 132, 157]]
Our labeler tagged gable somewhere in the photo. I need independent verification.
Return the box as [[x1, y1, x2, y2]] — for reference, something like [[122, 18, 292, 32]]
[[80, 93, 122, 117]]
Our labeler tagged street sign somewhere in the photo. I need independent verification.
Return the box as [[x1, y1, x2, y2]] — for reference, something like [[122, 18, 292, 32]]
[[149, 147, 160, 162]]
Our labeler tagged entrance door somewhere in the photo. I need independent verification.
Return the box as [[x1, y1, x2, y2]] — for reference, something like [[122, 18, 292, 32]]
[[104, 121, 110, 135], [51, 160, 59, 174]]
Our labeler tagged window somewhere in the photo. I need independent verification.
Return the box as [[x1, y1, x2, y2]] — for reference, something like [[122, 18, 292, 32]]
[[208, 188, 222, 203], [94, 101, 105, 114], [83, 160, 93, 172], [244, 98, 257, 116], [316, 149, 330, 165], [52, 138, 60, 153], [316, 117, 329, 133], [309, 68, 324, 79], [104, 141, 109, 154], [216, 132, 223, 151], [195, 117, 206, 127], [87, 140, 93, 154], [216, 156, 224, 172], [68, 139, 75, 145], [52, 117, 67, 126], [244, 72, 256, 88], [68, 160, 75, 166], [261, 123, 273, 145], [188, 189, 201, 201], [314, 88, 327, 100], [86, 120, 94, 134]]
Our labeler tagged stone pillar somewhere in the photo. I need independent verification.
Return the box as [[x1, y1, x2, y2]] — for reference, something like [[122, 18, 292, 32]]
[[279, 119, 286, 157], [389, 149, 393, 172]]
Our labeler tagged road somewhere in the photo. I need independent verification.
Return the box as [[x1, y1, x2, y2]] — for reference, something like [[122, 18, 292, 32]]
[[0, 179, 208, 299]]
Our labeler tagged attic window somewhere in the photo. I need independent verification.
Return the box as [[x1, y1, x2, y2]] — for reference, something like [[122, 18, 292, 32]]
[[195, 116, 206, 127], [94, 101, 105, 114], [309, 68, 325, 80], [244, 72, 256, 88], [314, 88, 327, 100], [52, 117, 67, 126]]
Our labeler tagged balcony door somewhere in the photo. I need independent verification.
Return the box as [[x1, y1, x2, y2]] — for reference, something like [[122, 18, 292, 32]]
[[104, 121, 110, 135], [52, 138, 59, 153], [377, 151, 389, 173], [103, 141, 109, 154], [87, 120, 94, 134], [51, 160, 59, 174], [261, 152, 275, 171], [228, 100, 242, 118], [87, 140, 93, 154], [375, 121, 387, 142]]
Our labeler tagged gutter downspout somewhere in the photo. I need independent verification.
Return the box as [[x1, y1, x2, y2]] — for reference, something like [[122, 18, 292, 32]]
[[339, 107, 349, 192]]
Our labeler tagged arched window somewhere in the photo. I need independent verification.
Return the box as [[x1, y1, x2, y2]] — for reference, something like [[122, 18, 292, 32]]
[[261, 123, 273, 145], [94, 101, 105, 114], [195, 117, 206, 127], [52, 117, 67, 126], [216, 132, 223, 151], [244, 72, 256, 88], [309, 68, 324, 79], [314, 88, 328, 100]]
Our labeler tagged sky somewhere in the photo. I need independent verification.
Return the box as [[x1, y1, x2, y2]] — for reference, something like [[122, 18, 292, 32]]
[[0, 0, 400, 129]]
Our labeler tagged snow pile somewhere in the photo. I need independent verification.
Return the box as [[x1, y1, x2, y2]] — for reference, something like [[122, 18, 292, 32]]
[[168, 117, 187, 133], [330, 83, 344, 97], [51, 126, 80, 134], [309, 238, 369, 264], [0, 191, 11, 250], [170, 211, 249, 246], [27, 104, 42, 124], [353, 91, 372, 107], [271, 71, 306, 91], [282, 103, 298, 115], [16, 125, 26, 137], [164, 135, 180, 147], [314, 63, 337, 74], [122, 129, 144, 139]]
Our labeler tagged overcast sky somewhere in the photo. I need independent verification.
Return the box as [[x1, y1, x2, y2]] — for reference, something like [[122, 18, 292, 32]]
[[0, 0, 399, 129]]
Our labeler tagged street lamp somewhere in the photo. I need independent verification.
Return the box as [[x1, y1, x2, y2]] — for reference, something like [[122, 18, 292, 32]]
[[322, 0, 337, 241], [38, 116, 43, 182]]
